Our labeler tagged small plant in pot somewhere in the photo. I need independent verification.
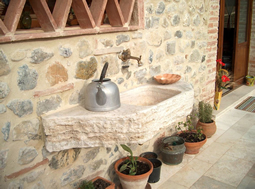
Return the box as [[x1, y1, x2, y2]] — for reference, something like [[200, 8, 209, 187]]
[[114, 144, 153, 189], [196, 101, 217, 138], [176, 115, 207, 154], [77, 176, 115, 189]]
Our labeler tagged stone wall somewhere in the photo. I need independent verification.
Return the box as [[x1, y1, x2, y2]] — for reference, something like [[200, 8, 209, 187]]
[[0, 0, 220, 188], [249, 0, 255, 76]]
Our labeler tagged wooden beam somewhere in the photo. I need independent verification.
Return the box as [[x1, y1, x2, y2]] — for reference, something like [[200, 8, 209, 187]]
[[90, 0, 108, 26], [4, 0, 26, 33], [72, 0, 95, 29], [53, 0, 72, 29], [120, 0, 135, 24], [106, 0, 125, 27], [29, 0, 57, 32], [0, 19, 9, 35]]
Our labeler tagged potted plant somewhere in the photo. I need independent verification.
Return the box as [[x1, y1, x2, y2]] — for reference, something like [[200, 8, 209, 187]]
[[196, 101, 216, 138], [78, 176, 115, 189], [176, 115, 207, 154], [114, 144, 153, 189], [246, 75, 254, 86], [214, 59, 234, 110]]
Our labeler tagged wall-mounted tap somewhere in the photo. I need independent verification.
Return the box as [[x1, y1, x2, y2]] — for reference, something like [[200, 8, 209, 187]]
[[118, 49, 143, 67]]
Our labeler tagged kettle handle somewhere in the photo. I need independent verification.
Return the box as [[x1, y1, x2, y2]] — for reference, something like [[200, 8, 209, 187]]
[[99, 62, 109, 83]]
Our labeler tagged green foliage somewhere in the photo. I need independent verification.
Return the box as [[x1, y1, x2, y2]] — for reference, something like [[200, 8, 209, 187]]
[[198, 101, 213, 123], [78, 180, 94, 189], [175, 115, 204, 142], [120, 144, 138, 175]]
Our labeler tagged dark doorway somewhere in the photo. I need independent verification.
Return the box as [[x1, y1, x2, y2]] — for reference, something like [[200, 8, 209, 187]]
[[222, 0, 236, 72], [218, 0, 253, 92]]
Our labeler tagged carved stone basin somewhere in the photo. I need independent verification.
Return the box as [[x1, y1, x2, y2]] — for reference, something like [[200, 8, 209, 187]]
[[120, 85, 181, 106], [42, 81, 194, 152]]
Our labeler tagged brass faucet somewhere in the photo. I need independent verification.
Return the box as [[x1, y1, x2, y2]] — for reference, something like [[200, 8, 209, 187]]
[[118, 49, 143, 67]]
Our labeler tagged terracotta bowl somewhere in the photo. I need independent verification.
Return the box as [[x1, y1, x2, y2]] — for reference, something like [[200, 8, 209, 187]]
[[154, 74, 181, 84]]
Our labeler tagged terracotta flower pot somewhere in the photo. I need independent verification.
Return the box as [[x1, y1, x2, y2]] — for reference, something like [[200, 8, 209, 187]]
[[114, 157, 153, 189], [184, 135, 207, 154], [91, 176, 115, 189], [196, 120, 217, 138], [177, 131, 207, 154]]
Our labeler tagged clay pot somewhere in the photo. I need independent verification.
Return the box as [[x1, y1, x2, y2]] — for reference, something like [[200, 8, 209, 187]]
[[114, 157, 153, 189], [177, 131, 207, 154], [91, 176, 115, 189], [184, 135, 207, 154], [196, 120, 216, 138]]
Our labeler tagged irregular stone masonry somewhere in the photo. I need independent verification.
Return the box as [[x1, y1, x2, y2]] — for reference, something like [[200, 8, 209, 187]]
[[0, 0, 224, 188]]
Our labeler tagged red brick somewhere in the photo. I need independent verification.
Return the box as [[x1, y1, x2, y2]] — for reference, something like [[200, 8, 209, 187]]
[[210, 5, 219, 10], [208, 23, 214, 28], [5, 159, 49, 180], [208, 28, 218, 33], [207, 41, 217, 47], [207, 52, 217, 58], [209, 17, 219, 21], [34, 83, 74, 97]]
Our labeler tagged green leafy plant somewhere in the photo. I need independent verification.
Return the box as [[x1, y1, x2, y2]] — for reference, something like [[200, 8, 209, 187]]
[[78, 180, 94, 189], [119, 144, 138, 175], [175, 115, 205, 142], [198, 101, 213, 123]]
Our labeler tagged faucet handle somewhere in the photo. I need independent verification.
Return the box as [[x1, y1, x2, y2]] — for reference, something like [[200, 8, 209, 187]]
[[119, 49, 142, 67]]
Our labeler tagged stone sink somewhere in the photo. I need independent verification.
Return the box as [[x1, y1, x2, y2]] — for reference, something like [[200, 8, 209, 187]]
[[120, 85, 181, 106], [42, 81, 194, 152]]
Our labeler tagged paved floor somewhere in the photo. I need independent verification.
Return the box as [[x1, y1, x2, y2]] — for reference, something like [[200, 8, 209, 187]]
[[151, 85, 255, 189]]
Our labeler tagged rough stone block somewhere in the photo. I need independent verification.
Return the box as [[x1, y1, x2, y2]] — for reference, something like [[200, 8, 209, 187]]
[[11, 50, 27, 62], [46, 62, 68, 86], [60, 165, 85, 186], [7, 99, 33, 117], [17, 64, 38, 91], [36, 95, 62, 116], [116, 35, 130, 46], [13, 119, 39, 141], [0, 149, 8, 169], [30, 48, 54, 64], [42, 81, 194, 152], [156, 2, 165, 15], [166, 41, 176, 55], [1, 122, 10, 141], [0, 82, 10, 99], [49, 149, 81, 169], [75, 57, 97, 80], [59, 46, 72, 58], [0, 50, 10, 76], [0, 104, 6, 114], [78, 40, 93, 59], [18, 147, 38, 165]]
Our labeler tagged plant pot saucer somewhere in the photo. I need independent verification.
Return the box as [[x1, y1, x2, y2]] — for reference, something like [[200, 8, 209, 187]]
[[117, 183, 151, 189]]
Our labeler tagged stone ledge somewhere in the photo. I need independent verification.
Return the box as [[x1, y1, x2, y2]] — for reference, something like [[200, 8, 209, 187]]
[[42, 81, 194, 152]]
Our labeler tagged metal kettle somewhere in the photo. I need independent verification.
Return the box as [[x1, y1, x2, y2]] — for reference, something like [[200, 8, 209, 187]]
[[84, 62, 120, 112]]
